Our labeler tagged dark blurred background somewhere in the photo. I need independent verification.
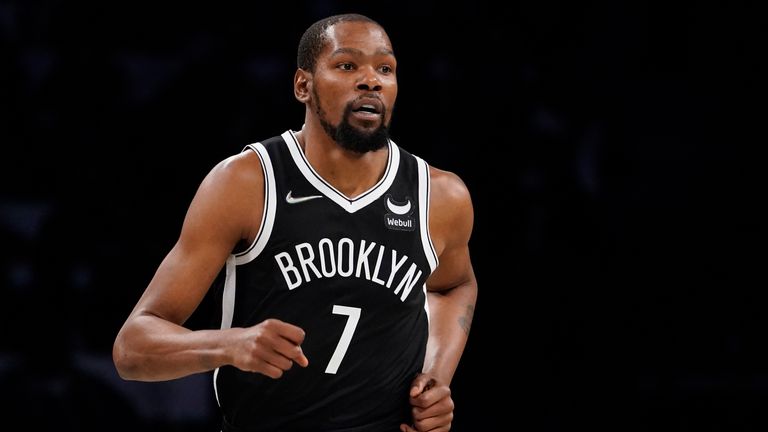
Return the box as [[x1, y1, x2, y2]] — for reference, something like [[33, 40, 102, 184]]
[[0, 1, 764, 430]]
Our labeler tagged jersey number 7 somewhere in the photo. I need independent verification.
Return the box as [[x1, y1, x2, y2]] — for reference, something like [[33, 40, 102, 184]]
[[325, 305, 361, 374]]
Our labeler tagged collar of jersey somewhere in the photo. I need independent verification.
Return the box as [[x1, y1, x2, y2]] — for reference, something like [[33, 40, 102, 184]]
[[283, 130, 400, 214]]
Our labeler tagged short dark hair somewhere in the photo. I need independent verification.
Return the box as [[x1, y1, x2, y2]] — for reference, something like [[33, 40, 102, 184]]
[[297, 13, 381, 72]]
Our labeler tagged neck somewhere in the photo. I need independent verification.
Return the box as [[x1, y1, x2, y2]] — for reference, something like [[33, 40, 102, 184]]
[[295, 120, 389, 199]]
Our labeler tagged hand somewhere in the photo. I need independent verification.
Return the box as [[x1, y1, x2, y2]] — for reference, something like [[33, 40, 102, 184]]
[[400, 373, 454, 432], [229, 318, 309, 378]]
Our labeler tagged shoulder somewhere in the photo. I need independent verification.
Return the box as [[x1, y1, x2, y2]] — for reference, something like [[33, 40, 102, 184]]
[[428, 166, 472, 209], [206, 148, 264, 188], [427, 165, 474, 254], [187, 149, 266, 243]]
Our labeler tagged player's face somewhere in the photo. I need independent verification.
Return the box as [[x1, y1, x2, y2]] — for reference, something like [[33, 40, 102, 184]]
[[310, 21, 398, 152]]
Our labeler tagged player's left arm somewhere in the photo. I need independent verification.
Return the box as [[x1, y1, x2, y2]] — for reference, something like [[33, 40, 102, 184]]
[[402, 167, 477, 432]]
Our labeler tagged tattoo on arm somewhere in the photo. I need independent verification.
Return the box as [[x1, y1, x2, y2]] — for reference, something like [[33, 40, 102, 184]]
[[457, 304, 475, 336]]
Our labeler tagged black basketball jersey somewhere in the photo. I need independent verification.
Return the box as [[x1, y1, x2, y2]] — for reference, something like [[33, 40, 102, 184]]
[[213, 130, 439, 432]]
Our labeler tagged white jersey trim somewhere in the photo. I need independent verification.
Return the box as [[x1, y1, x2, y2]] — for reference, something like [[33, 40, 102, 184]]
[[235, 142, 277, 264], [218, 142, 275, 331], [214, 142, 277, 408], [220, 256, 237, 330], [416, 157, 439, 272], [417, 157, 436, 325], [282, 130, 401, 214], [214, 257, 236, 406], [213, 365, 222, 407]]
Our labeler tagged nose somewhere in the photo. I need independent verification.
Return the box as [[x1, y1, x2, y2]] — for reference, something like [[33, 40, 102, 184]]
[[356, 67, 382, 92]]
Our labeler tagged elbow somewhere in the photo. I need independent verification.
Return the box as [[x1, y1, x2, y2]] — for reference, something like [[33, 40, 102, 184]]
[[112, 332, 141, 380]]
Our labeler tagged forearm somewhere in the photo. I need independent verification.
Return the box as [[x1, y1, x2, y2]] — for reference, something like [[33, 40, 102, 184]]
[[423, 280, 477, 384], [113, 314, 232, 382]]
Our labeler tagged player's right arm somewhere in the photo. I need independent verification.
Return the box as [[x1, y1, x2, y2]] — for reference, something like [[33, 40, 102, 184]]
[[113, 151, 308, 382]]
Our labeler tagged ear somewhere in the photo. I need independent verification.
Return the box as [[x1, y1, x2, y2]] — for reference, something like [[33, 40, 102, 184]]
[[294, 68, 311, 103]]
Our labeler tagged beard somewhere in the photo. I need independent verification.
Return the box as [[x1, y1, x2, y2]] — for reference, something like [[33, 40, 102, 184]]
[[314, 90, 390, 154]]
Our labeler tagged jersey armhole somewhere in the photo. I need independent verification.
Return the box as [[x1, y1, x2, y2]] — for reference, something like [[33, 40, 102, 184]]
[[233, 143, 278, 265], [416, 157, 439, 272]]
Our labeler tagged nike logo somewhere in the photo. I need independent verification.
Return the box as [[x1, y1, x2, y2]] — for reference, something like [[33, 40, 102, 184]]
[[286, 190, 323, 204]]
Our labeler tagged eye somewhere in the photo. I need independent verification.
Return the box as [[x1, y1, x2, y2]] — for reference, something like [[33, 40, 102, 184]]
[[338, 63, 355, 71], [379, 65, 394, 74]]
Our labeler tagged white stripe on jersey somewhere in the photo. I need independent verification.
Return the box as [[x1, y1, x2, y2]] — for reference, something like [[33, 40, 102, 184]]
[[416, 156, 439, 323], [283, 130, 401, 213], [214, 141, 277, 408], [416, 157, 439, 271], [235, 142, 278, 264]]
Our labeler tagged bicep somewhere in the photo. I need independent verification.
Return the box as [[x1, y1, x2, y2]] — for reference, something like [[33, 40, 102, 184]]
[[136, 233, 232, 326], [426, 168, 475, 293], [131, 156, 263, 325], [426, 243, 475, 293]]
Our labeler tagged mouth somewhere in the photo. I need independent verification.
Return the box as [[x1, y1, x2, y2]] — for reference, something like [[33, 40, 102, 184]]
[[350, 97, 384, 121]]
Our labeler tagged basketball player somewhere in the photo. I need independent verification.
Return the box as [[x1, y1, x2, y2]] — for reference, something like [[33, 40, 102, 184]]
[[113, 13, 477, 432]]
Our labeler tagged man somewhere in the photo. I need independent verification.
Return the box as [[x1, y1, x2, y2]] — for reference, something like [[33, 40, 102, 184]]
[[113, 13, 477, 432]]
